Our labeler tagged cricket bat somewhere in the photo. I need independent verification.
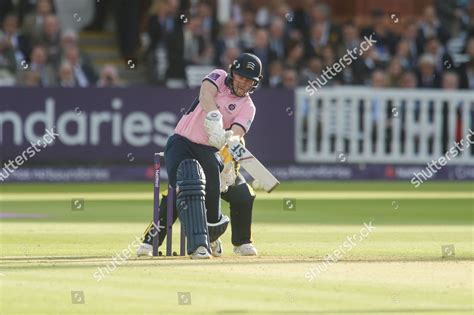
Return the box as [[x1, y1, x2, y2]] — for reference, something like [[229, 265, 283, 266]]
[[226, 138, 280, 193]]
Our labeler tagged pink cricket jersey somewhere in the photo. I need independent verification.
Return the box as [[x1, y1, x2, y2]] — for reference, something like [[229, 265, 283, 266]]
[[174, 69, 256, 146]]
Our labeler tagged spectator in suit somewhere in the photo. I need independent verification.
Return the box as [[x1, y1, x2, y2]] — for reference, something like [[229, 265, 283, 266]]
[[37, 14, 61, 64], [182, 16, 206, 65], [291, 0, 313, 39], [0, 14, 30, 66], [309, 2, 341, 48], [361, 9, 399, 61], [60, 30, 79, 53], [321, 45, 343, 84], [145, 0, 177, 83], [147, 0, 176, 54], [291, 0, 313, 33], [284, 38, 304, 71], [417, 5, 450, 47], [240, 8, 257, 51], [164, 8, 186, 82], [301, 56, 323, 85], [58, 30, 94, 73], [351, 46, 384, 85], [16, 0, 54, 24], [249, 28, 275, 78], [337, 21, 361, 83], [268, 18, 286, 60], [394, 39, 417, 70], [63, 45, 97, 87], [21, 45, 56, 86], [57, 62, 76, 87], [196, 1, 218, 43], [215, 21, 241, 65], [22, 0, 53, 44], [401, 21, 423, 61], [281, 67, 299, 89], [267, 59, 283, 87], [114, 0, 142, 62], [254, 0, 286, 27], [305, 23, 328, 58], [337, 21, 360, 57], [424, 37, 454, 74], [146, 0, 185, 83], [178, 8, 214, 67], [416, 54, 441, 88]]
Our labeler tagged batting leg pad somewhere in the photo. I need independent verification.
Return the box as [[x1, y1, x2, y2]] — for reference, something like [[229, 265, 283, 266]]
[[176, 159, 210, 254], [207, 215, 230, 243]]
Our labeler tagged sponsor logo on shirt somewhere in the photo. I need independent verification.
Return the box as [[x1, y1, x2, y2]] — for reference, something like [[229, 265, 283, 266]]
[[228, 104, 236, 111], [208, 73, 221, 81]]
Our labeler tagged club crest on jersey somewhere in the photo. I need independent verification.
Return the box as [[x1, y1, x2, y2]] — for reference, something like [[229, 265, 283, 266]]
[[228, 104, 236, 111], [246, 62, 256, 70]]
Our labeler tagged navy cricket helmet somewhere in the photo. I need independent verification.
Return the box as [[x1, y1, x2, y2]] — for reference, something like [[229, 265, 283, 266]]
[[226, 53, 263, 95]]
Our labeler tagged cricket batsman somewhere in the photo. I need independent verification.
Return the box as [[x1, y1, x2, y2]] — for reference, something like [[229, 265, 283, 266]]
[[158, 53, 263, 259], [138, 141, 259, 257]]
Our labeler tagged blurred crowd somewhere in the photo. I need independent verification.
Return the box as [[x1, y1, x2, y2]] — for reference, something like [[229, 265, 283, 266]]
[[0, 0, 123, 87], [145, 0, 473, 90], [1, 0, 473, 89]]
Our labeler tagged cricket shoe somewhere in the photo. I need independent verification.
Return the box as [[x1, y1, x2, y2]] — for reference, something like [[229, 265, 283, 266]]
[[191, 246, 211, 259], [136, 243, 153, 257], [233, 243, 258, 256], [210, 238, 223, 257]]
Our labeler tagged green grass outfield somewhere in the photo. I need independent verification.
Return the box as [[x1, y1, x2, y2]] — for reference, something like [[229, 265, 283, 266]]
[[0, 181, 472, 315]]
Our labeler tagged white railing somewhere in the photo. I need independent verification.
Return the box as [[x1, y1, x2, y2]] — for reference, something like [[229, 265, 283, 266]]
[[295, 87, 474, 165]]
